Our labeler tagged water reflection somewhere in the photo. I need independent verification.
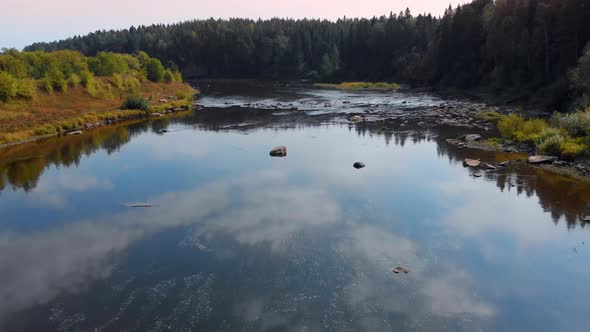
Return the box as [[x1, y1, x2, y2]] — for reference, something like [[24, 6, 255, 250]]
[[0, 170, 496, 331], [1, 106, 590, 331], [2, 109, 589, 228]]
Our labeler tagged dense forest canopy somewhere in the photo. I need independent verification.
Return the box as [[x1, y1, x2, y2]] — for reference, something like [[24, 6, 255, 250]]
[[18, 0, 590, 109]]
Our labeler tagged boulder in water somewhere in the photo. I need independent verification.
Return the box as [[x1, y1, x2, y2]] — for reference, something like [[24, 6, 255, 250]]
[[463, 158, 481, 167], [270, 146, 287, 157], [353, 162, 366, 169]]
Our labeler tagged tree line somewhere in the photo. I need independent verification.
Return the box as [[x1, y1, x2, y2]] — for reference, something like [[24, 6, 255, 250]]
[[21, 0, 590, 110]]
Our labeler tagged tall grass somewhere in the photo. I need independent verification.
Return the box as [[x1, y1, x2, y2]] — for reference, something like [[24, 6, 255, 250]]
[[498, 109, 590, 159]]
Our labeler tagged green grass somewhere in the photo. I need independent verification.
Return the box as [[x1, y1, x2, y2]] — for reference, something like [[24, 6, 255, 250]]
[[315, 82, 400, 91]]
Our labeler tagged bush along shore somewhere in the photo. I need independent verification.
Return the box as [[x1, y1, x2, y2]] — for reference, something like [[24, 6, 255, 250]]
[[0, 50, 198, 146], [445, 108, 590, 179]]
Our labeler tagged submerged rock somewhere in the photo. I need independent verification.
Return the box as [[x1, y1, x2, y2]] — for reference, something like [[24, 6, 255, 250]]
[[528, 156, 558, 164], [123, 203, 153, 208], [269, 146, 287, 157], [463, 158, 481, 167], [392, 266, 410, 274], [353, 162, 366, 169]]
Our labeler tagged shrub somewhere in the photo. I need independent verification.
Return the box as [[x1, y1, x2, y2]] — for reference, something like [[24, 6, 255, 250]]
[[121, 95, 149, 111], [146, 58, 165, 82], [553, 109, 590, 137], [79, 70, 93, 87], [124, 76, 141, 93], [173, 71, 183, 83], [537, 134, 564, 156], [68, 74, 81, 87], [498, 114, 550, 142], [81, 73, 100, 97], [498, 114, 525, 139], [44, 68, 68, 92], [561, 138, 587, 160], [0, 72, 17, 102], [514, 118, 549, 142], [15, 79, 37, 100], [164, 70, 175, 83], [38, 76, 53, 92], [112, 73, 124, 89], [87, 52, 140, 76]]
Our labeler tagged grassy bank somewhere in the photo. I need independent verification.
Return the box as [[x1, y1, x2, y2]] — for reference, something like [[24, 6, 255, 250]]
[[485, 108, 590, 160], [0, 50, 196, 145], [315, 82, 400, 91]]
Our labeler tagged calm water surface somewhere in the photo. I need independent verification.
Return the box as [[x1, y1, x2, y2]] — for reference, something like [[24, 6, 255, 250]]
[[1, 85, 589, 331]]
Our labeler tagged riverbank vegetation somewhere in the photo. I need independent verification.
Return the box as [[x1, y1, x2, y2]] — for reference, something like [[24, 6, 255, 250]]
[[496, 108, 590, 160], [0, 50, 196, 145], [315, 82, 400, 91]]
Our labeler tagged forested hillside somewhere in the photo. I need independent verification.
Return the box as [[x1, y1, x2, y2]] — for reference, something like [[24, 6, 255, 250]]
[[23, 0, 590, 109]]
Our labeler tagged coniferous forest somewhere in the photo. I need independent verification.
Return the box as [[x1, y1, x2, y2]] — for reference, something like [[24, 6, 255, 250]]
[[21, 0, 590, 110]]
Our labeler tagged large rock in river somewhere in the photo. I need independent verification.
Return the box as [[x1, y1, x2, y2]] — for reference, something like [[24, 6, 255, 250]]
[[528, 156, 557, 164], [353, 162, 366, 169], [463, 158, 481, 167], [270, 146, 287, 157]]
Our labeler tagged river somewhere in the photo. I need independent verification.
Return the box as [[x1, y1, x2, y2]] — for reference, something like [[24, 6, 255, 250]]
[[0, 82, 589, 331]]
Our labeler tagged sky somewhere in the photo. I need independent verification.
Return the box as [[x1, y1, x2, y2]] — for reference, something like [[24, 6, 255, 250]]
[[0, 0, 470, 50]]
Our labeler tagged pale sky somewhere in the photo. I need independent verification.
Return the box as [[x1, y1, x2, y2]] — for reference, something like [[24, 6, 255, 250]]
[[1, 0, 470, 49]]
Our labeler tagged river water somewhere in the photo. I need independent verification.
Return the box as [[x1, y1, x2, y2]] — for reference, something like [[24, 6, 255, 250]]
[[1, 82, 589, 331]]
